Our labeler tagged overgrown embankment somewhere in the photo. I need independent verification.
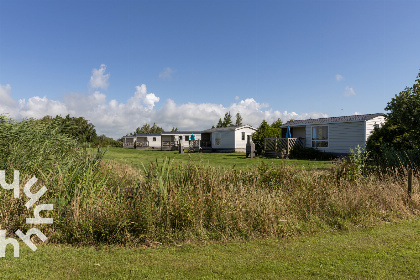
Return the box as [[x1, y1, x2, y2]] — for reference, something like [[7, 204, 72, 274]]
[[1, 116, 419, 246]]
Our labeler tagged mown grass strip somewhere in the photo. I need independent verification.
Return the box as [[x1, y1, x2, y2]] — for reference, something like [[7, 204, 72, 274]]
[[2, 218, 419, 279]]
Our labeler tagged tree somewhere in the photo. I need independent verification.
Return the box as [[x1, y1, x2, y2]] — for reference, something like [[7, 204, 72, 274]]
[[367, 71, 420, 152], [271, 118, 282, 138], [130, 122, 164, 135], [252, 120, 272, 154], [222, 112, 233, 127], [216, 118, 223, 128], [150, 123, 164, 134], [39, 114, 97, 143], [171, 127, 178, 132], [235, 112, 243, 126]]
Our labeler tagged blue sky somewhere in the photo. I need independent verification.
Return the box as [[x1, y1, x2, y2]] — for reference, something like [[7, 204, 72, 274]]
[[1, 0, 419, 138]]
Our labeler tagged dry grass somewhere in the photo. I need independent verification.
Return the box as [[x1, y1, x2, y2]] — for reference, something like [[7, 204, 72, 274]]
[[1, 150, 419, 247]]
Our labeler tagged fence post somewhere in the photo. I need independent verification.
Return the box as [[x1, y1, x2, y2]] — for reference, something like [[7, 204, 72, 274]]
[[286, 138, 290, 155], [408, 169, 413, 200]]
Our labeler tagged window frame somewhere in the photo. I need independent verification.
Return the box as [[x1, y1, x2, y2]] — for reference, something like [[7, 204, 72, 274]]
[[241, 132, 245, 141], [311, 125, 329, 148]]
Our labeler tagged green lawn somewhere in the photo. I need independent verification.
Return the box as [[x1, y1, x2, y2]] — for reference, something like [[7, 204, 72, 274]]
[[103, 147, 332, 170], [2, 218, 419, 279]]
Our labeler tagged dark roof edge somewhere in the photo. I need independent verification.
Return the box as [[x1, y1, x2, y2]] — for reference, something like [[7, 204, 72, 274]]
[[281, 113, 385, 127]]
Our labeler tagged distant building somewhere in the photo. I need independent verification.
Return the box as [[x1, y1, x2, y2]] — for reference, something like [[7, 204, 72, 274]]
[[161, 131, 202, 151], [201, 125, 257, 152], [123, 134, 161, 149]]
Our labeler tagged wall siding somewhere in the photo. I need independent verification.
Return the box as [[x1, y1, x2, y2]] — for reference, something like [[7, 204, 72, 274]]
[[314, 122, 366, 154], [234, 128, 256, 152], [147, 136, 161, 148]]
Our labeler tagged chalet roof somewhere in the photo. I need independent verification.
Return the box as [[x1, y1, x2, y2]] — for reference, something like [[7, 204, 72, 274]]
[[202, 125, 256, 132], [282, 113, 385, 127], [161, 131, 202, 135], [123, 134, 161, 138]]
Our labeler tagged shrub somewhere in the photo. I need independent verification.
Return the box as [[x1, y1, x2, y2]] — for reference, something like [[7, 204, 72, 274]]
[[289, 144, 334, 161], [368, 146, 420, 174]]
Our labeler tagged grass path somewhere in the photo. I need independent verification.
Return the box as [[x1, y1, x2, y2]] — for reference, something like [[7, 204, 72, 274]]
[[2, 218, 419, 279], [103, 147, 332, 170]]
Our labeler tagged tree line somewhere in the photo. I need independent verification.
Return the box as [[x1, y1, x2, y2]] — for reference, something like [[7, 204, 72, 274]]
[[36, 115, 121, 147]]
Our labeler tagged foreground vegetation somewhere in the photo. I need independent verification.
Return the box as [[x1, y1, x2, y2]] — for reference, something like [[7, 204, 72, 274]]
[[1, 218, 419, 279], [1, 115, 420, 278], [1, 116, 419, 247]]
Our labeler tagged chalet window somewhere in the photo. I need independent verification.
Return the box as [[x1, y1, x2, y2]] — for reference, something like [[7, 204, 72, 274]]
[[241, 132, 245, 141], [312, 126, 328, 148], [185, 136, 189, 141], [215, 132, 221, 146], [153, 137, 156, 141]]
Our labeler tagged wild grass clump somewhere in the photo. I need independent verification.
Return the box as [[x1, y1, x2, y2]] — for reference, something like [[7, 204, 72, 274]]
[[0, 116, 79, 177], [44, 159, 419, 245]]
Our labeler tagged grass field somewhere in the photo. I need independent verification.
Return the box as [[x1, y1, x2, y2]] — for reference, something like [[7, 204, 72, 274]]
[[1, 218, 419, 279], [103, 147, 333, 170]]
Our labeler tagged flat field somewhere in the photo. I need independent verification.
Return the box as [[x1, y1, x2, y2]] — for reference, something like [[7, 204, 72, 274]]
[[103, 147, 333, 170]]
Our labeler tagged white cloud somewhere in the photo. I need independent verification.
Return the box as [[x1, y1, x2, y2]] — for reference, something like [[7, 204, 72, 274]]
[[235, 96, 239, 100], [19, 96, 69, 119], [128, 84, 160, 111], [335, 74, 344, 81], [0, 83, 328, 139], [90, 64, 110, 90], [344, 86, 356, 97], [353, 112, 361, 115], [0, 84, 18, 118], [159, 67, 175, 80]]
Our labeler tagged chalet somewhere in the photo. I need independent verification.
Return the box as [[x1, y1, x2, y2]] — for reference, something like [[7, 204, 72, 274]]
[[280, 113, 385, 154], [123, 134, 161, 149], [122, 136, 135, 148], [201, 125, 257, 152], [135, 134, 161, 149], [161, 131, 202, 151]]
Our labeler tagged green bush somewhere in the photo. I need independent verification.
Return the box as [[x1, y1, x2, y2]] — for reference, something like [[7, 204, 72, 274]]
[[368, 146, 420, 173], [289, 144, 334, 161]]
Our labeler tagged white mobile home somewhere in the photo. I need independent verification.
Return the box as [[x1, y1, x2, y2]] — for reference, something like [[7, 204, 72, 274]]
[[123, 136, 135, 148], [161, 131, 202, 151], [123, 134, 161, 149], [281, 113, 385, 154], [201, 125, 257, 152], [135, 134, 161, 149]]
